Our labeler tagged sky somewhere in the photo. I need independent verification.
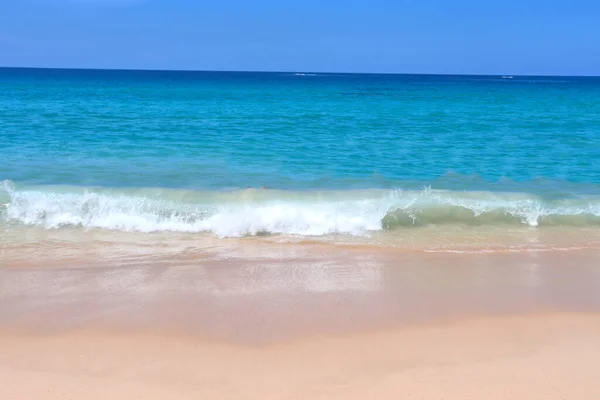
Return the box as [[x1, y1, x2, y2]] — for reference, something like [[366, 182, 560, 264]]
[[0, 0, 599, 75]]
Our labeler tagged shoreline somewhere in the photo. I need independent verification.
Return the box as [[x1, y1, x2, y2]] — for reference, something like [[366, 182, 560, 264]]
[[3, 228, 600, 268]]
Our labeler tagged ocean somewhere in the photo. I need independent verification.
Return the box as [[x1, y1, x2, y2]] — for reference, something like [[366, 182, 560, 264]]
[[2, 68, 600, 263]]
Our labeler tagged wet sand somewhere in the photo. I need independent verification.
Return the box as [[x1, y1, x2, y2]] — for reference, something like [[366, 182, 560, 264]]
[[2, 243, 600, 398]]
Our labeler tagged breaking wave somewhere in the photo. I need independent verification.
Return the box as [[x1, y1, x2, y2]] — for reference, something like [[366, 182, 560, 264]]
[[2, 180, 600, 237]]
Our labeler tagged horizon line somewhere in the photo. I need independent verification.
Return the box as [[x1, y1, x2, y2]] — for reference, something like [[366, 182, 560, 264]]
[[0, 65, 599, 79]]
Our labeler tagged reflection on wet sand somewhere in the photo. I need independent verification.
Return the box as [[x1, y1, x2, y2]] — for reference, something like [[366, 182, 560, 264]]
[[1, 240, 600, 343]]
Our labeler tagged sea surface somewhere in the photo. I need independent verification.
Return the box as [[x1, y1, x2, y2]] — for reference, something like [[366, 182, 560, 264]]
[[2, 68, 600, 262]]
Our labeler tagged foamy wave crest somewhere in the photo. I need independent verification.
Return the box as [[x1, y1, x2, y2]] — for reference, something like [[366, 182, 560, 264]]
[[2, 180, 600, 236]]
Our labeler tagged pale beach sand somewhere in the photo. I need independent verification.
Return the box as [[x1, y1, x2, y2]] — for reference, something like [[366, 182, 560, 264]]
[[1, 243, 600, 399], [2, 314, 600, 400]]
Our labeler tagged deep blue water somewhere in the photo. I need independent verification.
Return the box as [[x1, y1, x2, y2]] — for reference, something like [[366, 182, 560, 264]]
[[2, 68, 600, 190]]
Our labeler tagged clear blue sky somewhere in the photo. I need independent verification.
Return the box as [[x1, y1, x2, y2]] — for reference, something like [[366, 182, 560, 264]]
[[1, 0, 599, 75]]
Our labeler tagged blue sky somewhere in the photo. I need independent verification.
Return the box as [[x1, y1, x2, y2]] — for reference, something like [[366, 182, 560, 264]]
[[0, 0, 598, 75]]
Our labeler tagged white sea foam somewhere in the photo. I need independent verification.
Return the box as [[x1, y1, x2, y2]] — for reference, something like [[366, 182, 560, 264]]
[[2, 180, 600, 237]]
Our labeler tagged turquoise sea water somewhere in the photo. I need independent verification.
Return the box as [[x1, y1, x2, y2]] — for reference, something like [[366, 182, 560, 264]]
[[2, 68, 600, 244]]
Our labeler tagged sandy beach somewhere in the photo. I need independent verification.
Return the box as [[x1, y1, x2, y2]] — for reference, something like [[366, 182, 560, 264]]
[[2, 313, 600, 400], [2, 243, 600, 399]]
